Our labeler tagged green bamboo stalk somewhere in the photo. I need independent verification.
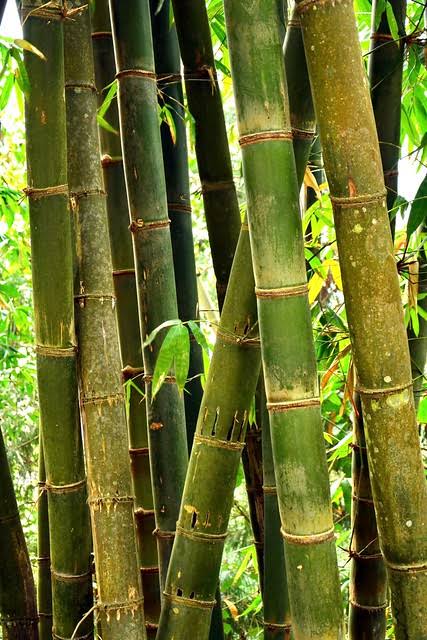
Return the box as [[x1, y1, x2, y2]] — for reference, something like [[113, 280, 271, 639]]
[[90, 3, 160, 635], [64, 3, 145, 638], [224, 2, 343, 638], [0, 428, 38, 639], [349, 393, 388, 639], [20, 2, 93, 637], [150, 0, 204, 448], [37, 442, 52, 640], [260, 381, 292, 640], [297, 0, 427, 636], [369, 0, 406, 235], [170, 0, 241, 308], [409, 234, 427, 412], [157, 224, 261, 639], [108, 0, 188, 588]]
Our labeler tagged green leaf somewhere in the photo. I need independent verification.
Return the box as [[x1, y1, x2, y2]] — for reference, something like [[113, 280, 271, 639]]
[[173, 323, 190, 394], [417, 396, 427, 424], [385, 2, 399, 42], [96, 114, 119, 135], [407, 174, 427, 239], [14, 38, 46, 61], [0, 73, 14, 112], [187, 320, 210, 353], [144, 318, 181, 348], [151, 325, 180, 399], [98, 79, 117, 119]]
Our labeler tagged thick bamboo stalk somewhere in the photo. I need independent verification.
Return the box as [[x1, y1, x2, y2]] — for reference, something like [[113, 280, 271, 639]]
[[170, 0, 241, 308], [349, 393, 388, 639], [157, 225, 261, 639], [0, 428, 38, 639], [109, 0, 188, 588], [224, 2, 343, 638], [260, 382, 292, 640], [150, 0, 204, 448], [20, 2, 93, 637], [37, 442, 52, 640], [64, 3, 145, 638], [369, 0, 406, 234], [297, 0, 427, 636], [90, 2, 160, 635]]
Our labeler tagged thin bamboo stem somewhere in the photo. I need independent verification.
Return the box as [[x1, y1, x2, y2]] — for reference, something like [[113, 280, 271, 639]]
[[37, 441, 52, 640], [64, 3, 145, 638], [297, 0, 427, 636]]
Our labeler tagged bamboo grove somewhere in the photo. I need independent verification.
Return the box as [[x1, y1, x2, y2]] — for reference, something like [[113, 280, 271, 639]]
[[0, 0, 426, 638]]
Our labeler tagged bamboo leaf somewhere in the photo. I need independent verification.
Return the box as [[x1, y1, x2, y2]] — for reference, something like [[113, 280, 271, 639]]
[[385, 2, 399, 42], [173, 323, 190, 395], [231, 547, 253, 586], [14, 38, 46, 61], [407, 174, 427, 239], [151, 325, 181, 399], [98, 79, 117, 119], [308, 272, 324, 304], [144, 318, 182, 348], [188, 320, 210, 353], [96, 114, 119, 135], [304, 165, 321, 200]]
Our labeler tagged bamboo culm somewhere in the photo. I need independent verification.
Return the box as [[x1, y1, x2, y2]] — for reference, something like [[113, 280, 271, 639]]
[[91, 1, 160, 634], [0, 428, 38, 640], [64, 3, 146, 638], [109, 0, 188, 588], [297, 0, 427, 636], [21, 1, 93, 637], [37, 442, 52, 640], [224, 1, 343, 638]]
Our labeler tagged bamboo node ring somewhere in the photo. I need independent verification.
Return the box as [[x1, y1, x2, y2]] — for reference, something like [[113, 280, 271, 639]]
[[201, 179, 236, 194], [82, 392, 124, 406], [97, 597, 144, 614], [216, 327, 260, 347], [157, 72, 182, 85], [101, 154, 122, 166], [153, 528, 175, 539], [167, 201, 192, 213], [129, 218, 170, 233], [53, 633, 92, 640], [239, 130, 293, 147], [384, 559, 427, 573], [51, 568, 92, 583], [352, 493, 374, 504], [267, 397, 320, 413], [0, 511, 20, 524], [45, 478, 86, 494], [88, 495, 134, 507], [194, 433, 245, 451], [24, 184, 68, 200], [349, 550, 383, 561], [349, 599, 387, 612], [355, 380, 413, 397], [263, 622, 292, 630], [35, 345, 77, 358], [115, 69, 156, 81], [292, 127, 315, 140], [91, 31, 112, 39], [163, 592, 215, 610], [140, 566, 160, 575], [281, 526, 335, 545], [330, 190, 387, 207], [262, 485, 277, 494], [255, 283, 308, 299], [143, 373, 177, 385], [129, 447, 149, 457], [176, 524, 227, 543], [65, 82, 97, 93]]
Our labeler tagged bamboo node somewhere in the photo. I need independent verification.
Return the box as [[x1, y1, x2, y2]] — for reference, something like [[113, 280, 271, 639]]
[[35, 344, 76, 358], [241, 222, 250, 231], [349, 550, 383, 561], [0, 511, 20, 524], [201, 179, 236, 194], [21, 1, 87, 23], [264, 622, 292, 630], [143, 373, 177, 385], [194, 433, 245, 451], [281, 526, 335, 545], [239, 130, 293, 147], [122, 365, 144, 382], [356, 380, 413, 397], [267, 397, 320, 412], [216, 327, 260, 348], [91, 31, 112, 40], [116, 68, 156, 82], [129, 447, 149, 457], [157, 72, 182, 85], [69, 188, 106, 204], [113, 268, 135, 278], [287, 17, 301, 28], [384, 559, 427, 573], [51, 568, 92, 583], [88, 495, 134, 507], [163, 591, 215, 610], [140, 566, 160, 575], [292, 127, 315, 140], [134, 507, 155, 519], [352, 493, 374, 504], [81, 392, 124, 406], [262, 485, 277, 495], [24, 183, 68, 200], [53, 633, 92, 640], [153, 528, 175, 539], [101, 154, 122, 166], [45, 478, 86, 494], [255, 283, 308, 299], [167, 201, 192, 213], [37, 556, 50, 564], [383, 168, 399, 178], [1, 616, 38, 628], [370, 32, 395, 42], [65, 82, 97, 93], [129, 218, 170, 233], [176, 523, 228, 543], [349, 599, 387, 612], [330, 190, 387, 207]]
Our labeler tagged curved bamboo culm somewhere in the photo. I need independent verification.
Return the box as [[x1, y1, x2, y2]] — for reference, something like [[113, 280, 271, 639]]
[[369, 0, 406, 237], [90, 2, 160, 635], [108, 0, 188, 588], [170, 0, 241, 308], [37, 442, 52, 640], [149, 0, 204, 448], [224, 2, 343, 639], [260, 382, 292, 640], [349, 393, 388, 639], [20, 2, 93, 638], [64, 3, 146, 638], [297, 0, 427, 637], [0, 429, 38, 640], [157, 226, 262, 639]]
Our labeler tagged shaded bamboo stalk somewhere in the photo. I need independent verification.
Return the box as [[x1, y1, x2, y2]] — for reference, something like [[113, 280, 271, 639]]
[[64, 3, 145, 638], [0, 428, 38, 639], [150, 0, 204, 448], [297, 0, 427, 635], [409, 232, 427, 413], [20, 1, 93, 637], [109, 0, 188, 588], [37, 442, 52, 640], [260, 381, 292, 640], [170, 0, 241, 308], [349, 392, 388, 639], [91, 2, 160, 635], [369, 0, 406, 236], [224, 1, 343, 637]]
